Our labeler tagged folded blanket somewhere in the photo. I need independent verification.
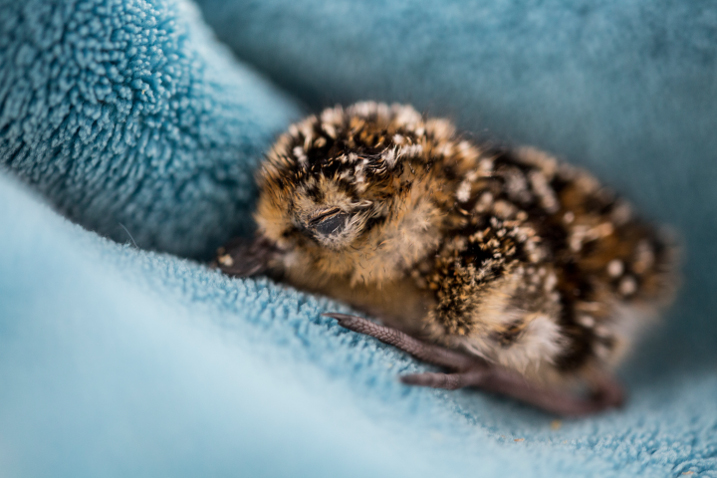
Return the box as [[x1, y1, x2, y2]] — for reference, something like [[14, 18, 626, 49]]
[[0, 0, 299, 258], [1, 0, 716, 477]]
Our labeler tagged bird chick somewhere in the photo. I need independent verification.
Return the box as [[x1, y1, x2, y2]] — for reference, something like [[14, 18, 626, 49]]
[[216, 101, 678, 416]]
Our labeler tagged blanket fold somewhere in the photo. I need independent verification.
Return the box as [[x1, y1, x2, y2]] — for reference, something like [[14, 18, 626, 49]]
[[0, 0, 299, 258]]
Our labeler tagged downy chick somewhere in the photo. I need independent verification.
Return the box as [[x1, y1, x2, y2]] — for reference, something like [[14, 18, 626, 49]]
[[216, 102, 678, 416]]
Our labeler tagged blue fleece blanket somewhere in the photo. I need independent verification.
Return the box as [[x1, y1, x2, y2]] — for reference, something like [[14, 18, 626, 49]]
[[1, 0, 716, 477]]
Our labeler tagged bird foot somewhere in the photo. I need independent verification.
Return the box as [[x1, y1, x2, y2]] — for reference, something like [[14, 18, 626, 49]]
[[324, 313, 624, 417]]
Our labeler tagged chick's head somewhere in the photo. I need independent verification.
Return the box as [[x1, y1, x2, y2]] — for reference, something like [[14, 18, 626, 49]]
[[254, 102, 452, 284]]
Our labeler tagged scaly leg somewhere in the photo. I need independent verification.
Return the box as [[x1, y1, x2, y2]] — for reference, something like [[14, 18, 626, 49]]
[[325, 313, 478, 370], [324, 313, 624, 417]]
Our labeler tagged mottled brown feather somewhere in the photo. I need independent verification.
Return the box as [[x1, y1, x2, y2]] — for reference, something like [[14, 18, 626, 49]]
[[219, 102, 678, 389]]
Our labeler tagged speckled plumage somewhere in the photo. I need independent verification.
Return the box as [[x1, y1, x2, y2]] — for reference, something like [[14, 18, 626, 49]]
[[218, 101, 678, 405]]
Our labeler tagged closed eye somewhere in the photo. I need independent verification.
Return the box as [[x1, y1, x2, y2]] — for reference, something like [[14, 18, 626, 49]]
[[309, 208, 342, 226], [313, 212, 349, 236]]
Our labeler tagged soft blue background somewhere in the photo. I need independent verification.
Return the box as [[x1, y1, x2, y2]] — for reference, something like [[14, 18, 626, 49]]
[[1, 0, 715, 476]]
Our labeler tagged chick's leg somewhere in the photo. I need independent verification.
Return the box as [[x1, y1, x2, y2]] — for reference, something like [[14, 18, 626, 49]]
[[401, 368, 624, 417], [324, 313, 624, 417], [324, 313, 477, 370]]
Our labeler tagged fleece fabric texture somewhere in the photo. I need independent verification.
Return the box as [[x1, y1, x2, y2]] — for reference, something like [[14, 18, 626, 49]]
[[0, 0, 715, 477], [0, 0, 299, 257]]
